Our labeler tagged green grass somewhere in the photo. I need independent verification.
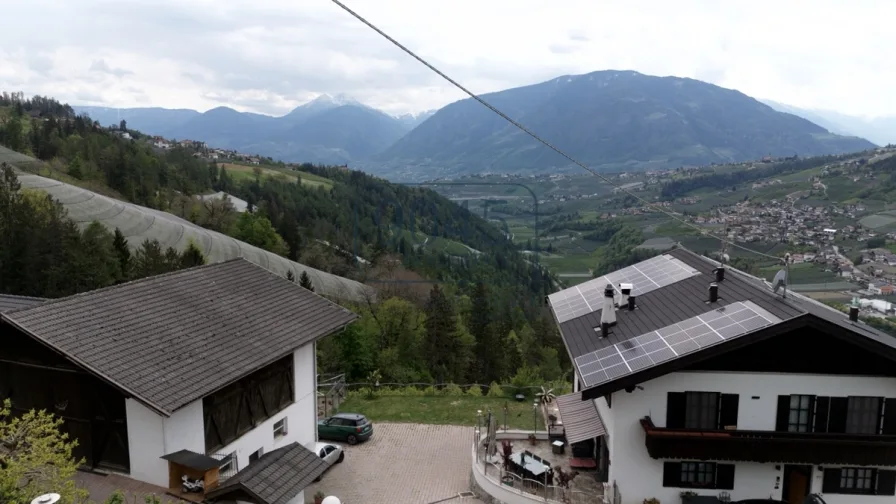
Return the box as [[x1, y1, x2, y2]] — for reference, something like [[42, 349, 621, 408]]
[[221, 162, 333, 188], [337, 393, 546, 429]]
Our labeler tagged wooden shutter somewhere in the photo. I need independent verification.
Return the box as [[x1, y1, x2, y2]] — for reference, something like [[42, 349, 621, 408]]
[[822, 468, 841, 493], [877, 470, 896, 496], [828, 397, 849, 433], [666, 392, 687, 428], [814, 396, 831, 433], [662, 462, 681, 487], [883, 398, 896, 435], [719, 394, 739, 429], [716, 464, 735, 490], [775, 395, 790, 431]]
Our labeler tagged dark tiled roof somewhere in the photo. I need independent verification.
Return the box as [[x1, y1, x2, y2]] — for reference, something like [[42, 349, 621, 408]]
[[205, 442, 328, 504], [554, 247, 896, 396], [1, 259, 358, 415], [558, 248, 804, 360], [0, 294, 46, 313], [556, 392, 606, 444]]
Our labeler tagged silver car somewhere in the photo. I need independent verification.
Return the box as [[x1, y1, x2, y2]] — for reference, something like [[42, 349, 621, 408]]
[[312, 442, 345, 482]]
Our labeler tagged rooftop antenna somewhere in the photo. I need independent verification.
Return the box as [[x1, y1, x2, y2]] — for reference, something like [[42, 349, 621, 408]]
[[772, 253, 791, 298]]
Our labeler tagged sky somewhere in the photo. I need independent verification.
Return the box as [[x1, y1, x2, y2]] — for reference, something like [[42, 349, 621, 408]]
[[1, 0, 895, 118]]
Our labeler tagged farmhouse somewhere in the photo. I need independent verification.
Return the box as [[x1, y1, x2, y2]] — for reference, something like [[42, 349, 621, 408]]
[[550, 248, 896, 504], [0, 259, 357, 504]]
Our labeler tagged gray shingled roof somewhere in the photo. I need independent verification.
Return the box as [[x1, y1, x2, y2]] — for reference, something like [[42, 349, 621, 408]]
[[554, 247, 896, 393], [0, 294, 45, 313], [557, 247, 805, 360], [0, 259, 358, 415], [205, 442, 328, 504]]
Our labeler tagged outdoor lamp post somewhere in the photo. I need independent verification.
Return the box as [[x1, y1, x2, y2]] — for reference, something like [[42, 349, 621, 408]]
[[31, 495, 61, 504], [321, 497, 341, 504], [533, 401, 538, 433]]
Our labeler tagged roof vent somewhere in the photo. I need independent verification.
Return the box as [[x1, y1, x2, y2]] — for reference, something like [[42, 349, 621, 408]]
[[619, 283, 633, 307], [600, 284, 617, 328], [708, 283, 719, 303], [849, 305, 859, 322], [713, 267, 725, 282], [627, 295, 637, 311]]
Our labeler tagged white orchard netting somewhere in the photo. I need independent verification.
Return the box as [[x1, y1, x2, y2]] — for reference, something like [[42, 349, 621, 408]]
[[16, 173, 373, 302]]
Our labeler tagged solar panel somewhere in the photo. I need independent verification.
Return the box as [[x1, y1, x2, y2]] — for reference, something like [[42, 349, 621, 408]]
[[549, 254, 701, 323], [574, 301, 782, 388]]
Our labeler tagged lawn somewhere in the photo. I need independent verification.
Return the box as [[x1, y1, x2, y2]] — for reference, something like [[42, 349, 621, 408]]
[[221, 162, 333, 188], [337, 393, 547, 430]]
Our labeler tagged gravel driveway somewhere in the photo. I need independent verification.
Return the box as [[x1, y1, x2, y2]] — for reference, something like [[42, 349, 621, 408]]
[[306, 423, 484, 504]]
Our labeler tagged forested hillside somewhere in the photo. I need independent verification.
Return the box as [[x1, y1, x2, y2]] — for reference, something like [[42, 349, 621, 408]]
[[0, 93, 568, 388]]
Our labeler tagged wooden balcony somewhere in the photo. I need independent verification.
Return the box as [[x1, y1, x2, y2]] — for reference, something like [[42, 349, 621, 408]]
[[640, 416, 896, 465]]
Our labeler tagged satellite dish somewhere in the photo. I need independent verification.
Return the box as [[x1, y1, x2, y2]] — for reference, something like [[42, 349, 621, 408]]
[[772, 268, 787, 293], [321, 497, 342, 504], [31, 494, 61, 504]]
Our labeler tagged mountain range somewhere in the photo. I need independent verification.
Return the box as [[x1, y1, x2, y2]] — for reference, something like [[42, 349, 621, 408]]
[[75, 94, 436, 165], [75, 71, 876, 180], [761, 99, 896, 147]]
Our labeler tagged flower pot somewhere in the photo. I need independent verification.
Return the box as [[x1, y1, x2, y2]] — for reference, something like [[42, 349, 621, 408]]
[[502, 475, 514, 487]]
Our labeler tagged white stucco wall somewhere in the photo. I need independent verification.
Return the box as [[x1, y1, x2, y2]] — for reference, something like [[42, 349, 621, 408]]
[[123, 343, 319, 488], [125, 399, 168, 486], [609, 370, 896, 504]]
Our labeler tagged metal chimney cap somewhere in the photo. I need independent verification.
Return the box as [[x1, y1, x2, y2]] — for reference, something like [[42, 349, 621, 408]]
[[619, 283, 633, 292], [604, 284, 614, 296], [32, 494, 61, 504]]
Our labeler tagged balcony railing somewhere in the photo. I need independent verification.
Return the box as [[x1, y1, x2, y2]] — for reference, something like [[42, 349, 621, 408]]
[[640, 416, 896, 465]]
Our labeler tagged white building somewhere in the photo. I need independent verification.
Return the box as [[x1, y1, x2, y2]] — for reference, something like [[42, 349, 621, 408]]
[[550, 248, 896, 504], [0, 259, 357, 504]]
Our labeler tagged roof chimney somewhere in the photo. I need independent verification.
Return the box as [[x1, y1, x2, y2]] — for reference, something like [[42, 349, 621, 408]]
[[849, 305, 859, 322], [600, 322, 610, 338], [600, 284, 617, 327], [627, 295, 637, 311], [619, 283, 633, 307], [708, 283, 719, 303], [713, 267, 725, 282]]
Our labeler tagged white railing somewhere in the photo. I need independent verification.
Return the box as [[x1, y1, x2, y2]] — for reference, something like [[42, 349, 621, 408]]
[[471, 430, 608, 504]]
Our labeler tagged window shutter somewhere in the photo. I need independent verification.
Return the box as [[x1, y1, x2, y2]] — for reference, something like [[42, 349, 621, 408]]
[[775, 395, 790, 431], [828, 397, 849, 433], [716, 464, 735, 490], [814, 396, 830, 433], [666, 392, 687, 428], [877, 470, 896, 496], [662, 462, 681, 487], [719, 394, 739, 429], [883, 398, 896, 435], [822, 468, 840, 493]]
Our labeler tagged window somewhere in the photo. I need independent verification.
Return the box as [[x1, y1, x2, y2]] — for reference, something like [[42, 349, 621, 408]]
[[248, 448, 263, 464], [846, 396, 882, 434], [662, 461, 735, 490], [273, 417, 288, 438], [788, 395, 813, 432], [685, 392, 719, 429], [681, 462, 715, 486], [823, 467, 896, 495], [841, 468, 874, 492]]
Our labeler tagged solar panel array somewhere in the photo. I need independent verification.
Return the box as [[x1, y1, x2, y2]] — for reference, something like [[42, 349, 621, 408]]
[[575, 301, 782, 388], [549, 254, 701, 323]]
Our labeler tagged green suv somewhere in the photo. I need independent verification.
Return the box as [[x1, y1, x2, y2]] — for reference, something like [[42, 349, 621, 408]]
[[317, 413, 373, 445]]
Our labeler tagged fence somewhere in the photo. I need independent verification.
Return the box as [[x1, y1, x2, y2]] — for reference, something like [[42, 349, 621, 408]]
[[210, 452, 239, 482], [472, 430, 606, 504], [317, 373, 346, 418]]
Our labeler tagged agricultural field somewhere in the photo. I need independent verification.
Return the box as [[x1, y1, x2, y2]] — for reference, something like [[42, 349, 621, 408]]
[[220, 162, 333, 189]]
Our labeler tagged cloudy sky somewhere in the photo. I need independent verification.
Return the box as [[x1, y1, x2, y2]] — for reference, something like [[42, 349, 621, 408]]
[[1, 0, 894, 118]]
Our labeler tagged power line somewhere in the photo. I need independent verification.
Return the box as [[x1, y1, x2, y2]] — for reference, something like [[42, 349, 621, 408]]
[[327, 0, 785, 263]]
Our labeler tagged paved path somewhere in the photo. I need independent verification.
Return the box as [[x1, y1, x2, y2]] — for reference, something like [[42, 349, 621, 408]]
[[306, 423, 484, 504]]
